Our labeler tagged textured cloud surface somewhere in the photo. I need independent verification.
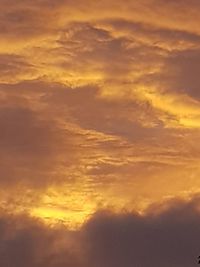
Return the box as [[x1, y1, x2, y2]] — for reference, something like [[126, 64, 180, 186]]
[[0, 0, 200, 265], [1, 196, 200, 267]]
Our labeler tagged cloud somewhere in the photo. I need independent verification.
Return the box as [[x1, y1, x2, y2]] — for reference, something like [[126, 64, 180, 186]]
[[0, 105, 63, 188], [0, 82, 87, 190], [106, 19, 200, 51], [155, 49, 200, 100], [43, 84, 163, 140], [0, 54, 36, 83], [1, 0, 200, 246], [83, 196, 200, 267], [1, 196, 200, 266], [0, 80, 199, 223], [0, 0, 57, 40], [0, 213, 84, 267]]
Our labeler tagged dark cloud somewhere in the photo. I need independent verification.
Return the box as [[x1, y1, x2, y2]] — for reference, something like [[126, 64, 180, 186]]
[[0, 0, 59, 40], [0, 106, 55, 187], [0, 101, 80, 188], [1, 196, 200, 266], [43, 84, 164, 141], [141, 48, 200, 101], [0, 213, 84, 267], [0, 54, 35, 81], [83, 196, 200, 267], [56, 22, 163, 79], [0, 106, 54, 156], [108, 19, 200, 50], [161, 49, 200, 99]]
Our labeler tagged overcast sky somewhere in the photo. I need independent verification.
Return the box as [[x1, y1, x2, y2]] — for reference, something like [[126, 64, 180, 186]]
[[0, 0, 200, 266]]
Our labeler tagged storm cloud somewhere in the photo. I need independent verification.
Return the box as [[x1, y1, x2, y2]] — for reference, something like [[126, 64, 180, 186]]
[[1, 196, 200, 266]]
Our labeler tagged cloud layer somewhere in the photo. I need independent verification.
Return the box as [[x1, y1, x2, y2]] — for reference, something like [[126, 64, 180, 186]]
[[0, 0, 200, 265], [1, 196, 200, 267]]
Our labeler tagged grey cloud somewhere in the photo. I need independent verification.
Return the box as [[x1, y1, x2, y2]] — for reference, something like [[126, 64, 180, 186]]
[[108, 19, 200, 49], [86, 161, 172, 177], [162, 49, 200, 99], [0, 80, 196, 191], [0, 54, 35, 82], [0, 102, 80, 188], [83, 196, 200, 267], [0, 106, 57, 156], [0, 0, 60, 40], [144, 48, 200, 100], [1, 196, 200, 266], [0, 106, 56, 187], [56, 22, 163, 78], [43, 84, 164, 141], [0, 213, 84, 267]]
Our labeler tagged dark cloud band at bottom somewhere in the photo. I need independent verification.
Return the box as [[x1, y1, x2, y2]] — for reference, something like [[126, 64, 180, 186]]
[[1, 195, 200, 267]]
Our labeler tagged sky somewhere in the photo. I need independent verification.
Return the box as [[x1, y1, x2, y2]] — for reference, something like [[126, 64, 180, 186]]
[[0, 0, 200, 266]]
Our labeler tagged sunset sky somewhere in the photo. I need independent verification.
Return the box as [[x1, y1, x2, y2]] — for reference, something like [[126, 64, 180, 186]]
[[1, 0, 200, 266]]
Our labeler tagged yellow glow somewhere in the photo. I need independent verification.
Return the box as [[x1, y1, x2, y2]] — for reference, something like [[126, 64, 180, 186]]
[[137, 87, 200, 128], [1, 0, 200, 230], [31, 206, 92, 229]]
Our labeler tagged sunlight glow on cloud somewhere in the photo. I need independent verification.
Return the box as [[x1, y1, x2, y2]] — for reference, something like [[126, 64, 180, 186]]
[[0, 0, 200, 246]]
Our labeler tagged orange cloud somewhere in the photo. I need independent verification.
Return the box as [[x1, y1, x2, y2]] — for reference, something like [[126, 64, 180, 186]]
[[0, 0, 200, 242]]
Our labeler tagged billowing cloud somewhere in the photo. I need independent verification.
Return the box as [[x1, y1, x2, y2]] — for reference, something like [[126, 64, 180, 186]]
[[0, 0, 200, 265], [0, 212, 84, 267], [84, 196, 200, 267], [1, 196, 200, 266]]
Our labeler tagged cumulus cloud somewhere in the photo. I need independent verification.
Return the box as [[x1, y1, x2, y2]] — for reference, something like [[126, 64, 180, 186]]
[[0, 213, 84, 267], [83, 196, 200, 267], [1, 196, 200, 267]]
